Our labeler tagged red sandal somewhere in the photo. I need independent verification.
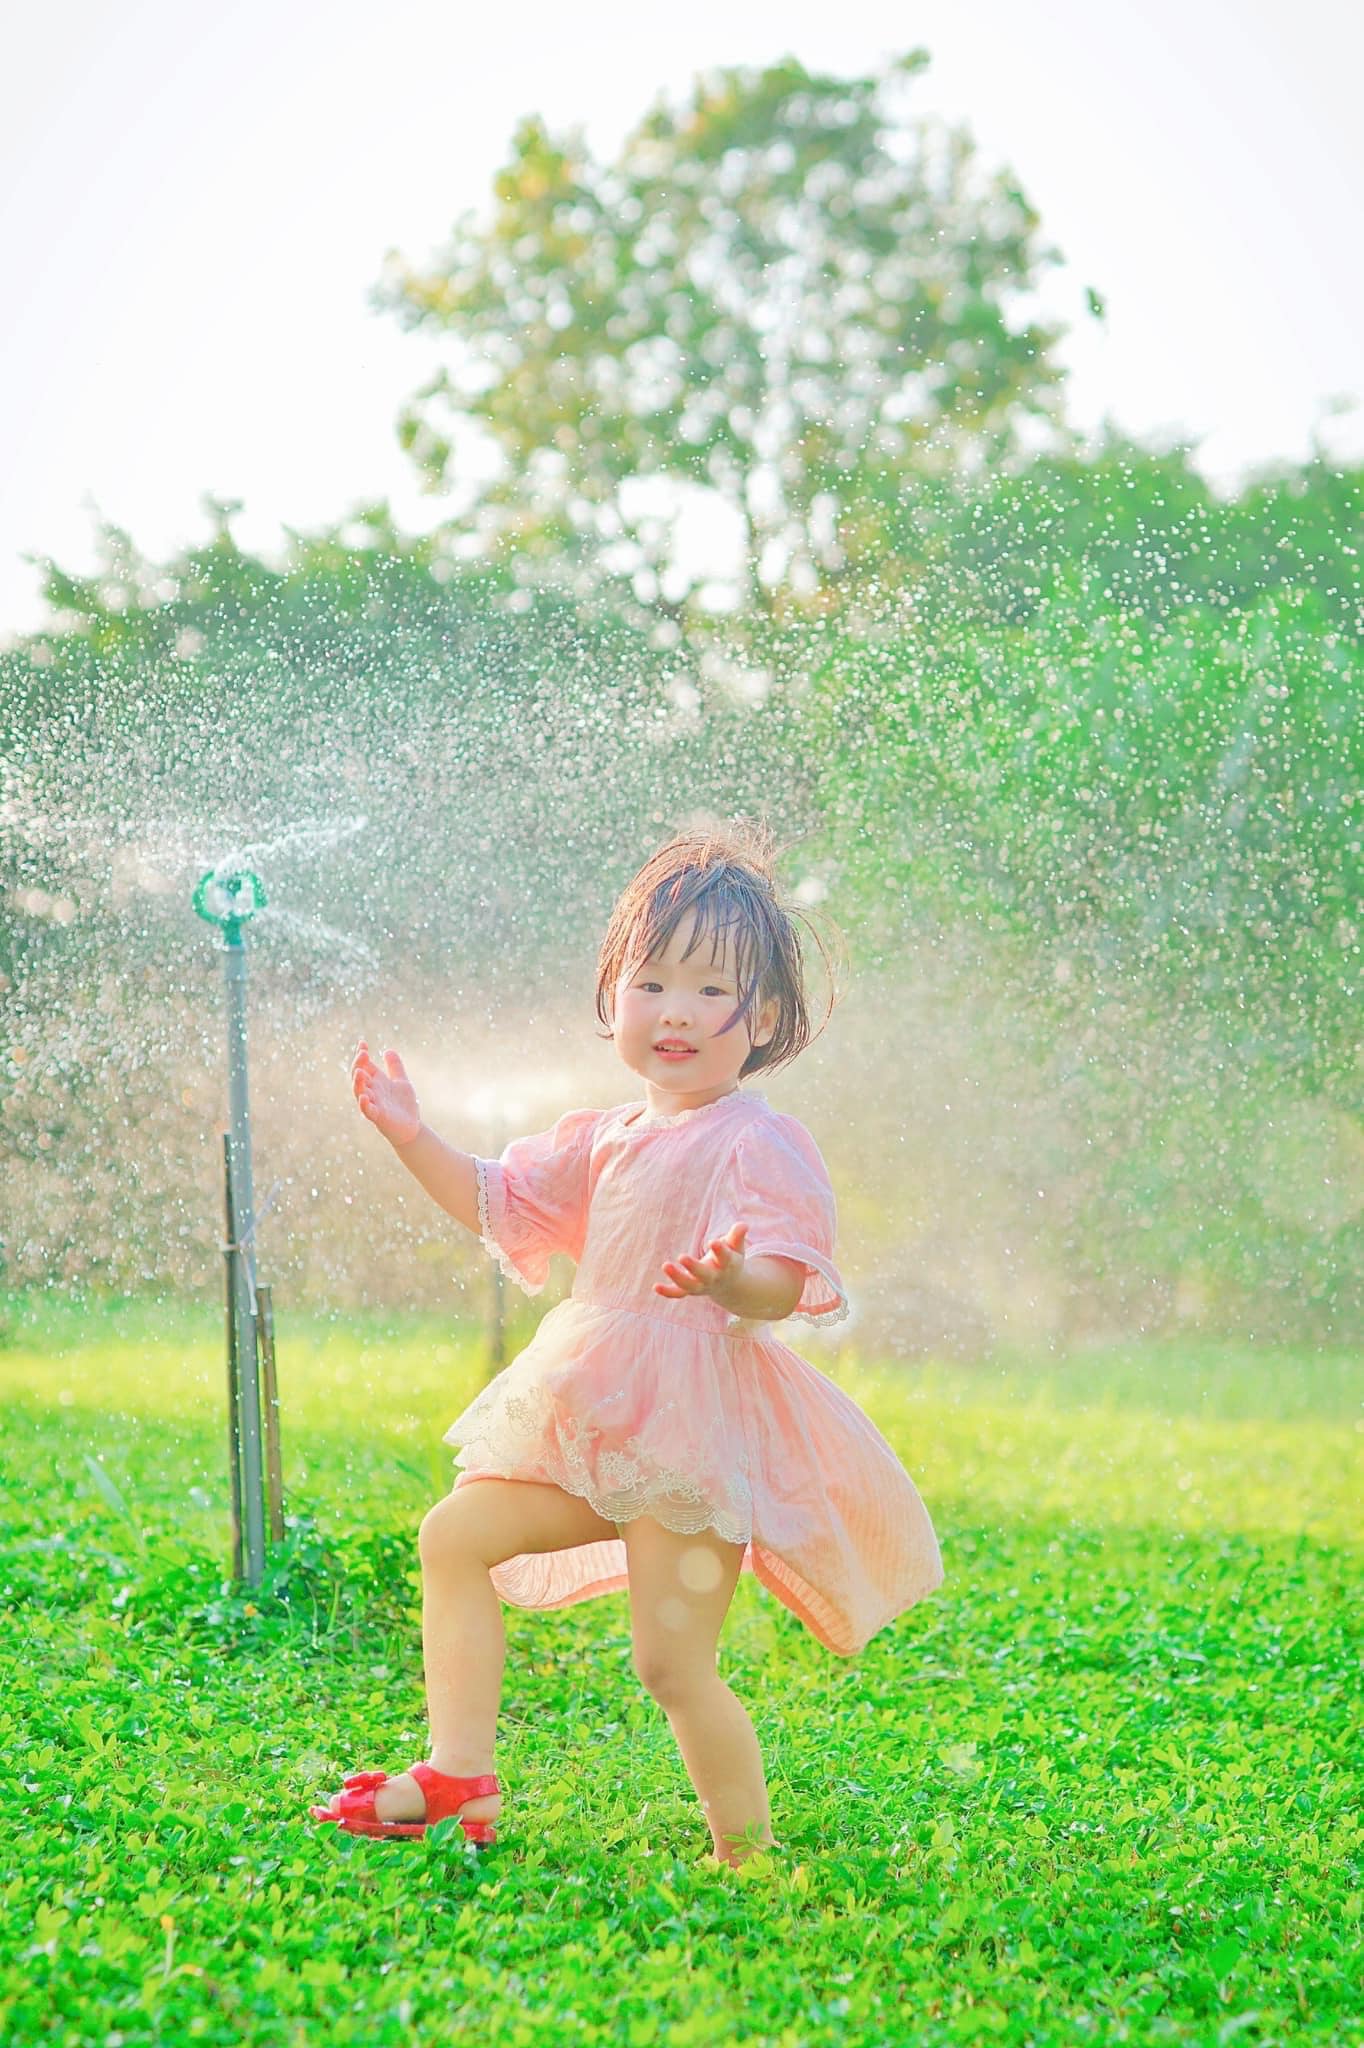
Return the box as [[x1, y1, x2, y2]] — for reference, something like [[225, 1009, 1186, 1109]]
[[309, 1763, 500, 1844]]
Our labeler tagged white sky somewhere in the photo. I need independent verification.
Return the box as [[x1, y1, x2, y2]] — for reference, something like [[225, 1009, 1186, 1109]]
[[2, 0, 1361, 646]]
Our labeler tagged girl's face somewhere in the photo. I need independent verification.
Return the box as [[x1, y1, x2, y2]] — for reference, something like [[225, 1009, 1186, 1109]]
[[613, 910, 778, 1111]]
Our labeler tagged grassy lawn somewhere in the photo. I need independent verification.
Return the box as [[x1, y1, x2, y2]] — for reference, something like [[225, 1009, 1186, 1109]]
[[2, 1293, 1360, 2047]]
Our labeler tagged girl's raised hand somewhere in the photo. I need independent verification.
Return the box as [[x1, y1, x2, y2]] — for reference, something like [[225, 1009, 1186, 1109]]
[[351, 1038, 422, 1148], [655, 1221, 747, 1304]]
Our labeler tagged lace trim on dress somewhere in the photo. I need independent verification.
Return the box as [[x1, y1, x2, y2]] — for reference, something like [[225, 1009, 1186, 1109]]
[[475, 1156, 545, 1298], [450, 1370, 756, 1545], [496, 1469, 749, 1552], [789, 1298, 852, 1327]]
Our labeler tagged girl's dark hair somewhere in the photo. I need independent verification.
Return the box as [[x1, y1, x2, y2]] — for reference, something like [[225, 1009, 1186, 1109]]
[[593, 820, 845, 1077]]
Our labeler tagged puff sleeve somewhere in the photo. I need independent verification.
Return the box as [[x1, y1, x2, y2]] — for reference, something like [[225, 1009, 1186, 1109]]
[[711, 1116, 851, 1324], [475, 1106, 601, 1296]]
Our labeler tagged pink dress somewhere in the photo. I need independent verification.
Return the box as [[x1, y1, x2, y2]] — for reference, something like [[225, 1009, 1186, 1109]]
[[443, 1086, 944, 1656]]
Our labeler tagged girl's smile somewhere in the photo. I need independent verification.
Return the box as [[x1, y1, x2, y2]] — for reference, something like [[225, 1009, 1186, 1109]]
[[615, 910, 777, 1115]]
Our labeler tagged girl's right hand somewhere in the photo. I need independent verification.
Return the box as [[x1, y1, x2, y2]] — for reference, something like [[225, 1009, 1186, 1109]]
[[351, 1038, 422, 1148]]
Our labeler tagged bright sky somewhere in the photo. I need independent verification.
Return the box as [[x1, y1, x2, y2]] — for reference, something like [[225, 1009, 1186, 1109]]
[[3, 0, 1360, 646]]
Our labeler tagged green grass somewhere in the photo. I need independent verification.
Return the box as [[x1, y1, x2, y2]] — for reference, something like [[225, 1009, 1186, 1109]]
[[2, 1293, 1360, 2047]]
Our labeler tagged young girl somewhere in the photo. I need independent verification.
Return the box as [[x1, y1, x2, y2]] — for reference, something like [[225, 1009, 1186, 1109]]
[[310, 825, 944, 1865]]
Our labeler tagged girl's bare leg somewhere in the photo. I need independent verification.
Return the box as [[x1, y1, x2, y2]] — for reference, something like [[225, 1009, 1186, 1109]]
[[620, 1515, 776, 1866], [370, 1477, 619, 1827]]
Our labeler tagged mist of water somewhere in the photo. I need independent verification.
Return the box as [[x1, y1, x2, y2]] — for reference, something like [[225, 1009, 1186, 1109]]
[[3, 562, 1358, 1354]]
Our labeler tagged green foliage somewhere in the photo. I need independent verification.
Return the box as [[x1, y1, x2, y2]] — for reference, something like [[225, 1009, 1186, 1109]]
[[800, 574, 1362, 1070], [2, 444, 1361, 1335], [772, 582, 1361, 1338], [2, 1304, 1360, 2045], [3, 41, 1360, 1344], [370, 48, 1074, 614], [828, 428, 1364, 634]]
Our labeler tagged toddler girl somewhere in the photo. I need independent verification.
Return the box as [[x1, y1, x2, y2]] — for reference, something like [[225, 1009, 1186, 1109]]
[[310, 824, 944, 1864]]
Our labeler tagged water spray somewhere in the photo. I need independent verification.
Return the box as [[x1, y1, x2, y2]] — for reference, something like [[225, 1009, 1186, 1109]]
[[193, 867, 285, 1588]]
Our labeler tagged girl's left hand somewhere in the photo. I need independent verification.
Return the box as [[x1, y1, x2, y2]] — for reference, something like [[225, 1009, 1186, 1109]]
[[655, 1220, 747, 1302]]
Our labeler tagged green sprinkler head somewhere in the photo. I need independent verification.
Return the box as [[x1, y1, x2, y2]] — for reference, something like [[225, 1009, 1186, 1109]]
[[193, 868, 268, 946]]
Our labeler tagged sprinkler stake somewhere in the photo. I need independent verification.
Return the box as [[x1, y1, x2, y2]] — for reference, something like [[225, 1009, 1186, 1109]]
[[197, 866, 275, 1589]]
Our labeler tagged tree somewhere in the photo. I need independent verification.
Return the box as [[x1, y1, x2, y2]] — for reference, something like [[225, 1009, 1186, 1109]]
[[371, 49, 1078, 619]]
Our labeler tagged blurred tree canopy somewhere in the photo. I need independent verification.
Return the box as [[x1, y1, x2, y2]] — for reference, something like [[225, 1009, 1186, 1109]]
[[369, 48, 1075, 618]]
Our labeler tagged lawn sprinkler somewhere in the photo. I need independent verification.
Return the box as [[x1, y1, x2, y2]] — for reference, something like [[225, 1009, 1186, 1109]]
[[193, 866, 285, 1589]]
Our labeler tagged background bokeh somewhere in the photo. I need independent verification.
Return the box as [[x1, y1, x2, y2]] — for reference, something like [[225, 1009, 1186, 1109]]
[[2, 41, 1360, 1354]]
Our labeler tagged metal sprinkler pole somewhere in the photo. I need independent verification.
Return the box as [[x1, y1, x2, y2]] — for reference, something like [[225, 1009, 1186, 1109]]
[[194, 867, 270, 1588], [221, 1131, 245, 1583], [223, 925, 267, 1586]]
